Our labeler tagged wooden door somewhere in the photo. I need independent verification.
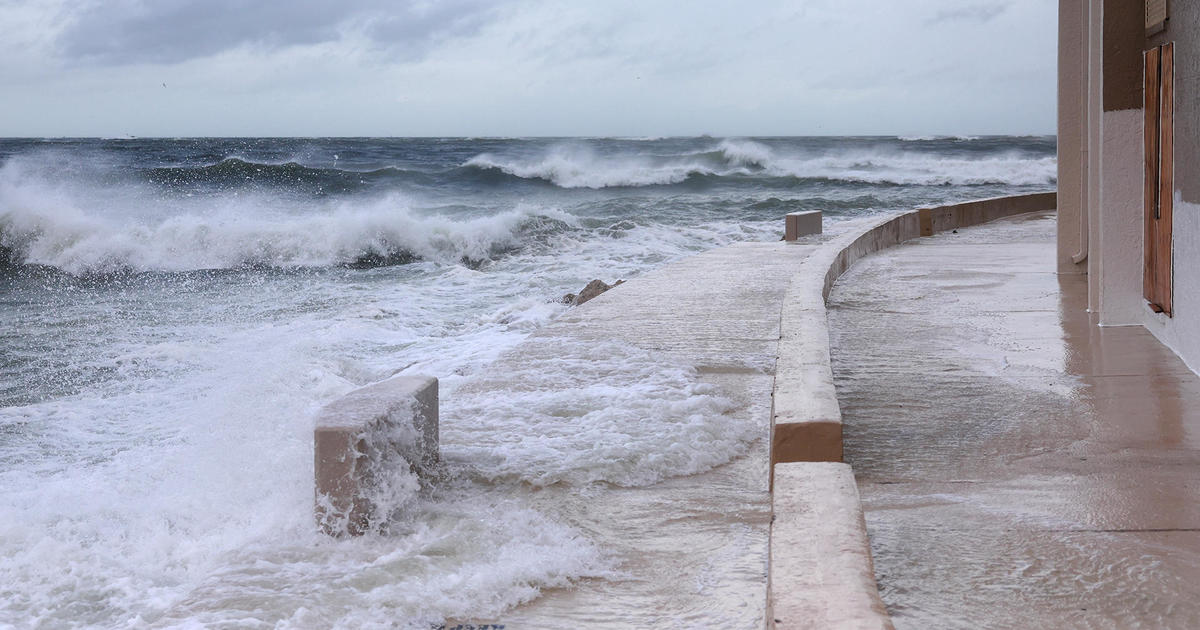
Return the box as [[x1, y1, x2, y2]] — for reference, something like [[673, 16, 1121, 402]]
[[1144, 43, 1174, 315]]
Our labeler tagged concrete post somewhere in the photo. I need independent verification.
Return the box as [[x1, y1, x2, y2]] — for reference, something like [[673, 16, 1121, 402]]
[[314, 374, 439, 536], [784, 211, 823, 241]]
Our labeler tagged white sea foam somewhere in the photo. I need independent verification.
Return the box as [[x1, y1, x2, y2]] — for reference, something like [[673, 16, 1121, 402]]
[[770, 151, 1057, 186], [443, 342, 751, 487], [714, 138, 773, 168], [0, 288, 610, 628]]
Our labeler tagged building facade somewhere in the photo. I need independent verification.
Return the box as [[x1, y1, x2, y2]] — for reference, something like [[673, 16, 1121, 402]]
[[1059, 0, 1200, 370]]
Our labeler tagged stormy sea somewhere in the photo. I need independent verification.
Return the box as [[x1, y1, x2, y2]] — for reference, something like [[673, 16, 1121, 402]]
[[0, 136, 1055, 628]]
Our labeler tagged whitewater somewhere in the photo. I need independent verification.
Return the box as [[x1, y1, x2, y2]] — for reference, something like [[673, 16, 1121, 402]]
[[0, 136, 1055, 628]]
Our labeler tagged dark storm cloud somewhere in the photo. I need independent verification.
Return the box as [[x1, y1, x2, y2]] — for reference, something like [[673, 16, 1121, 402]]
[[926, 2, 1010, 24], [58, 0, 498, 65]]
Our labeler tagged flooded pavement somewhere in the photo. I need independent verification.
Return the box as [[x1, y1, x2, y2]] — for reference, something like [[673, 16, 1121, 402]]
[[455, 240, 820, 628], [828, 211, 1200, 629]]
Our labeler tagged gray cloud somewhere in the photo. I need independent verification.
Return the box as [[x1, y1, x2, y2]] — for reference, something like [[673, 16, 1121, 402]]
[[0, 0, 1058, 136], [927, 2, 1010, 25], [58, 0, 498, 65]]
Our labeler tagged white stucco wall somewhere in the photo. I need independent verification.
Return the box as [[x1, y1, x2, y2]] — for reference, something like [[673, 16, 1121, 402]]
[[1142, 196, 1200, 372], [1096, 109, 1145, 326]]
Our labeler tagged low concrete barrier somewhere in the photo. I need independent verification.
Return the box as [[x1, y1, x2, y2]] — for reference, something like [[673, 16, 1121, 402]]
[[769, 463, 893, 630], [314, 374, 439, 536], [918, 192, 1056, 237], [771, 192, 1056, 471], [784, 211, 823, 241]]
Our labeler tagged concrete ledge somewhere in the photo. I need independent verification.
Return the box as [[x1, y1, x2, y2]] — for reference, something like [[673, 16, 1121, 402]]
[[314, 374, 439, 536], [769, 462, 893, 630], [919, 192, 1057, 237], [785, 211, 823, 240]]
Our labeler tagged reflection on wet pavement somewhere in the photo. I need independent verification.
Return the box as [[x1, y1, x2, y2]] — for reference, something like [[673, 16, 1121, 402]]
[[829, 211, 1200, 629]]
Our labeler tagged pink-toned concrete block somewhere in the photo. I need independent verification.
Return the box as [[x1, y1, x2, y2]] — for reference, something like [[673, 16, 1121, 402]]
[[314, 374, 438, 536], [785, 211, 823, 241], [770, 462, 893, 629]]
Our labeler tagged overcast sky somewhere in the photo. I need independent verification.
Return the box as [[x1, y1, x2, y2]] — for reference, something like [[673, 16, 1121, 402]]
[[0, 0, 1057, 137]]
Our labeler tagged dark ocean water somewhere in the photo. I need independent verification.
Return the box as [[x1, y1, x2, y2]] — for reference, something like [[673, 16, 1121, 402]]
[[0, 136, 1055, 627]]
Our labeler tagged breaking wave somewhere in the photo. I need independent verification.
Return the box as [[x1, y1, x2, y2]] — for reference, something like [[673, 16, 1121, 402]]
[[462, 139, 774, 188], [0, 166, 576, 274], [0, 202, 574, 275], [462, 139, 1055, 189]]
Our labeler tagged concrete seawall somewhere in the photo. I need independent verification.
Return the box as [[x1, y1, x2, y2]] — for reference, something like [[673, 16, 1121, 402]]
[[768, 191, 1056, 629]]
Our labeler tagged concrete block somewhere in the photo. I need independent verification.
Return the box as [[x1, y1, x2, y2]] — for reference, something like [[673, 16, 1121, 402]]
[[769, 462, 893, 629], [314, 374, 438, 536], [772, 418, 842, 466], [785, 211, 823, 241], [772, 360, 843, 467], [918, 207, 935, 237]]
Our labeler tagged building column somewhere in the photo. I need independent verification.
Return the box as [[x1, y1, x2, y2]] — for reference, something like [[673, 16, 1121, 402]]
[[1058, 0, 1089, 274]]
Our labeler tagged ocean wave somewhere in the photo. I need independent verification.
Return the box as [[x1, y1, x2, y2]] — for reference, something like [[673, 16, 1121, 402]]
[[462, 140, 1055, 189], [462, 149, 703, 189], [460, 139, 776, 189], [0, 173, 577, 274], [898, 134, 981, 142], [772, 152, 1056, 186], [144, 158, 435, 194], [711, 138, 773, 168]]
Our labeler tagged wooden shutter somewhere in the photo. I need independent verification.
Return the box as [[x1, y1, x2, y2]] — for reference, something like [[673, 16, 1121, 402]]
[[1144, 42, 1174, 315]]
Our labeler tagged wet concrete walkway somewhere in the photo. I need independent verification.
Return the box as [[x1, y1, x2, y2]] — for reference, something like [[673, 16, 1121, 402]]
[[446, 239, 821, 627], [829, 211, 1200, 629]]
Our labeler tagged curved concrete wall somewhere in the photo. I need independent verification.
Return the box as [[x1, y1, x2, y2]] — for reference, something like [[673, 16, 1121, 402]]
[[770, 192, 1057, 469], [767, 192, 1056, 630]]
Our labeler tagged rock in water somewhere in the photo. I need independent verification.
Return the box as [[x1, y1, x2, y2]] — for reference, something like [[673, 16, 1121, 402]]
[[576, 279, 611, 305], [568, 279, 624, 306]]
